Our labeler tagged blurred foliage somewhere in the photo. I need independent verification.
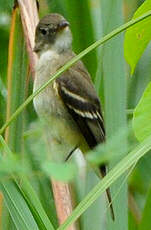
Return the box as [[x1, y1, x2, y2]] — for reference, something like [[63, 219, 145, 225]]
[[1, 0, 151, 230]]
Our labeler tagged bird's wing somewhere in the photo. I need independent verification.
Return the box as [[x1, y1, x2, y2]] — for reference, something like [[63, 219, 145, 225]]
[[55, 62, 105, 149]]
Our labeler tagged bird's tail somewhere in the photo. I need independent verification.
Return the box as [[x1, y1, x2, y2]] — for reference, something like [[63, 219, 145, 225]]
[[99, 165, 115, 220]]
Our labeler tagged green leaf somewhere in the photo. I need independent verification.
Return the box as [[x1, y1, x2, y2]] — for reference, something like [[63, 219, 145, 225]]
[[124, 0, 151, 74], [139, 185, 151, 230], [6, 8, 28, 153], [101, 0, 128, 228], [42, 162, 77, 182], [133, 82, 151, 142], [18, 177, 55, 230], [0, 136, 55, 230], [0, 181, 39, 230]]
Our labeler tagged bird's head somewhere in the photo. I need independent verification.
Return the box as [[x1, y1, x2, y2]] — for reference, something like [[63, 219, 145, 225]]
[[34, 13, 72, 56]]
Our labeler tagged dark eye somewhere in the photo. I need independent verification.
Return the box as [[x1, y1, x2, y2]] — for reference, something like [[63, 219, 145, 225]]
[[40, 28, 48, 35]]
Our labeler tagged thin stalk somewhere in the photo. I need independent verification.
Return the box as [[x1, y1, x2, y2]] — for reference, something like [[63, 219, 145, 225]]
[[51, 180, 77, 230], [1, 10, 151, 135], [18, 0, 39, 77]]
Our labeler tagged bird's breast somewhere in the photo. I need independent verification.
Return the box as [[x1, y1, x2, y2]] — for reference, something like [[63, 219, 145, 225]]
[[33, 50, 63, 116]]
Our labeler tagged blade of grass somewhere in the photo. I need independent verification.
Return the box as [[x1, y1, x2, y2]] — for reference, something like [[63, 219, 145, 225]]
[[16, 177, 55, 230], [1, 200, 16, 230], [101, 0, 128, 227], [80, 171, 105, 230], [0, 135, 55, 230], [0, 181, 39, 230], [57, 134, 151, 230], [5, 5, 28, 153], [1, 10, 151, 135]]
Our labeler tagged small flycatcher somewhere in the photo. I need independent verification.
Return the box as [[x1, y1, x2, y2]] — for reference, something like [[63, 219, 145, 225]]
[[33, 13, 114, 219]]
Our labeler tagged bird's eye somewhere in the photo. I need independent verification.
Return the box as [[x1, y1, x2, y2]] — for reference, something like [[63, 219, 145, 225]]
[[40, 28, 48, 35]]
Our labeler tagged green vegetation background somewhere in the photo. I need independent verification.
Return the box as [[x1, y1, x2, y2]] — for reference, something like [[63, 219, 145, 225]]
[[1, 0, 151, 230]]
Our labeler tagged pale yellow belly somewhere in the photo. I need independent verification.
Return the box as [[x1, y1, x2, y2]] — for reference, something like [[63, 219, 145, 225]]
[[33, 82, 88, 162]]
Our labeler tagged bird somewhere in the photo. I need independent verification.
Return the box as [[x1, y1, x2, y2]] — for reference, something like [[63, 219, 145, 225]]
[[33, 13, 114, 220]]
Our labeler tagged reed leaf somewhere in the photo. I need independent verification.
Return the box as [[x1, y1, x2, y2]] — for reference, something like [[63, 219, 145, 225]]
[[101, 0, 128, 228], [5, 6, 27, 153]]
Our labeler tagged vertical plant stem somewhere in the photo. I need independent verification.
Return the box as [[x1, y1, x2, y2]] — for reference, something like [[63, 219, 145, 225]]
[[51, 180, 77, 230], [18, 0, 39, 77]]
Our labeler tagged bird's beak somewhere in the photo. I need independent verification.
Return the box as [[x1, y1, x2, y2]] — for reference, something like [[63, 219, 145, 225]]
[[58, 20, 69, 30]]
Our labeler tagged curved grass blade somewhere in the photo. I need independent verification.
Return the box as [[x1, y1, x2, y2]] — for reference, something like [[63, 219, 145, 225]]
[[0, 135, 55, 230], [16, 177, 55, 230], [0, 181, 39, 230]]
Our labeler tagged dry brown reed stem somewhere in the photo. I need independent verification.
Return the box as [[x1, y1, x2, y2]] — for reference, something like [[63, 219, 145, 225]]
[[51, 179, 77, 230], [18, 0, 39, 77], [18, 1, 77, 228]]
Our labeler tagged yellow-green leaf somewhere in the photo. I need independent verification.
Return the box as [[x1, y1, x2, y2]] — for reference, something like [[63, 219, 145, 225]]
[[124, 0, 151, 74]]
